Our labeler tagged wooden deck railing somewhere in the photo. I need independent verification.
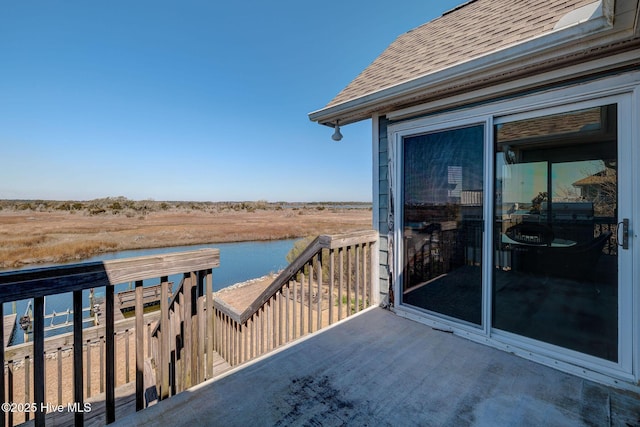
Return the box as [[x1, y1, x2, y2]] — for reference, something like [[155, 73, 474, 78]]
[[210, 230, 378, 367], [1, 233, 378, 425], [0, 249, 219, 427]]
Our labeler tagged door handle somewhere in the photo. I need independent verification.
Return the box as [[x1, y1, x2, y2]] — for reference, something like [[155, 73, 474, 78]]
[[617, 218, 629, 250]]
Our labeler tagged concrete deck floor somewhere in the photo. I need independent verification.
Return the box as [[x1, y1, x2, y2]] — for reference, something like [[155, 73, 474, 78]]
[[115, 308, 640, 426]]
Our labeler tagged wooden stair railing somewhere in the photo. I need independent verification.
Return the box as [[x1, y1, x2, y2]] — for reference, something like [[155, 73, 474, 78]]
[[212, 230, 378, 367]]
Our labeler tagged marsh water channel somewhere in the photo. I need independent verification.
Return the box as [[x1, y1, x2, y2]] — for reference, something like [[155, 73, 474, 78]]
[[3, 239, 296, 345]]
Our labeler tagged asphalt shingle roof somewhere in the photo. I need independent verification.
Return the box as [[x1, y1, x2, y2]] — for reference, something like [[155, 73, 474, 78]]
[[326, 0, 598, 108]]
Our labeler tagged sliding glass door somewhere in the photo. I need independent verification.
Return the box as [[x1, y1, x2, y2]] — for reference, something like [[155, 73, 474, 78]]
[[401, 125, 484, 326], [493, 104, 619, 361], [395, 92, 633, 371]]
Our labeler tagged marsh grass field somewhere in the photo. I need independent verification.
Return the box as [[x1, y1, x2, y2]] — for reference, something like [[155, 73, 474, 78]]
[[0, 198, 372, 269]]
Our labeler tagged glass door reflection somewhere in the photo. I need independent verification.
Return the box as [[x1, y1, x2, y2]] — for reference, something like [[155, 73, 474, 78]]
[[402, 125, 484, 326], [493, 105, 618, 361]]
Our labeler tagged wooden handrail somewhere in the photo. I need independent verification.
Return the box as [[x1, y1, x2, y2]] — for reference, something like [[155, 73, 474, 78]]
[[0, 249, 219, 303]]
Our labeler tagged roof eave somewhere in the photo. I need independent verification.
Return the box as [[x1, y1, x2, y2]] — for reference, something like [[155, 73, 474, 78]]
[[308, 7, 616, 128]]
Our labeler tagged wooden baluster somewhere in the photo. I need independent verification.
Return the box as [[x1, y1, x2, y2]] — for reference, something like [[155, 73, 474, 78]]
[[228, 318, 233, 365], [229, 317, 233, 366], [266, 300, 271, 352], [231, 320, 242, 365], [176, 288, 184, 393], [197, 271, 205, 383], [316, 252, 322, 329], [7, 361, 13, 427], [366, 243, 370, 307], [329, 250, 335, 325], [249, 315, 254, 360], [190, 272, 199, 384], [355, 244, 360, 313], [254, 313, 259, 358], [33, 296, 45, 427], [271, 296, 277, 349], [222, 314, 227, 364], [244, 319, 248, 364], [228, 314, 233, 365], [169, 303, 177, 397], [182, 273, 192, 388], [24, 356, 30, 423], [106, 284, 115, 424], [231, 319, 235, 366], [160, 276, 169, 399], [292, 277, 298, 340], [308, 262, 313, 333], [220, 310, 225, 359], [338, 247, 344, 321], [86, 339, 92, 397], [299, 273, 305, 337], [243, 320, 249, 363], [56, 347, 62, 404], [125, 331, 130, 385], [99, 338, 105, 394], [347, 246, 352, 317], [211, 309, 216, 357], [135, 280, 144, 410], [220, 313, 225, 364], [206, 270, 214, 379], [260, 307, 265, 356], [147, 322, 151, 359], [285, 283, 290, 343], [236, 322, 241, 366], [278, 291, 284, 346], [216, 310, 221, 357]]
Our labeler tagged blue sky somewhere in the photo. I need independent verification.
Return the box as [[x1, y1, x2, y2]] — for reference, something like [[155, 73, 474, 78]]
[[0, 1, 462, 202]]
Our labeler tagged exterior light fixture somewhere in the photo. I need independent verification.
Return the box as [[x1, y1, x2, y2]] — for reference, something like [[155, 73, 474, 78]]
[[331, 121, 343, 141]]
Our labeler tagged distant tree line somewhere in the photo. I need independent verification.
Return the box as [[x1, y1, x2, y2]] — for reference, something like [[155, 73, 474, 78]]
[[0, 197, 372, 216]]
